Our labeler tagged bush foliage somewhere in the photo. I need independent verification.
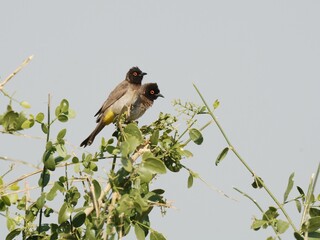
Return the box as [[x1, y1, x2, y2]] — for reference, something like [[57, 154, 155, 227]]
[[0, 57, 320, 240]]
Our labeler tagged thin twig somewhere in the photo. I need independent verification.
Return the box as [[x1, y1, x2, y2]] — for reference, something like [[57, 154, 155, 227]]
[[0, 55, 34, 90], [234, 187, 282, 240], [193, 84, 299, 233], [0, 156, 41, 170], [105, 192, 119, 239]]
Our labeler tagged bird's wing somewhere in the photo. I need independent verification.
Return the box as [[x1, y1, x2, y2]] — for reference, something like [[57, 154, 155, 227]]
[[94, 80, 129, 119]]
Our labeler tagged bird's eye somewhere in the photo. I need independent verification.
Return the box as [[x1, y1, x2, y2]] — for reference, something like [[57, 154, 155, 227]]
[[150, 90, 155, 95], [133, 72, 138, 76]]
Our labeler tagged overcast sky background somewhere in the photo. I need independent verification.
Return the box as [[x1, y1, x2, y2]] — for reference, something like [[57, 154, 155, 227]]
[[1, 1, 320, 239]]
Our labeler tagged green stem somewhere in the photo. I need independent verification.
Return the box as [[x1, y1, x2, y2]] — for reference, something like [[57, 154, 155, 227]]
[[234, 187, 282, 240], [38, 94, 51, 233], [176, 118, 197, 142], [300, 162, 320, 228], [193, 84, 298, 233]]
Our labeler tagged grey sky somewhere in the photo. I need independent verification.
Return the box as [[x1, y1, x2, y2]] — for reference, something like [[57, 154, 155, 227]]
[[1, 1, 320, 239]]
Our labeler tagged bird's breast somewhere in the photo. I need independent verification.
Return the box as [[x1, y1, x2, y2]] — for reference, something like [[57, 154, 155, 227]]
[[110, 88, 136, 114]]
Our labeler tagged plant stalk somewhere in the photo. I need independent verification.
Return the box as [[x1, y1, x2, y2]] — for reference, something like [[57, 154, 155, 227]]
[[193, 84, 298, 233]]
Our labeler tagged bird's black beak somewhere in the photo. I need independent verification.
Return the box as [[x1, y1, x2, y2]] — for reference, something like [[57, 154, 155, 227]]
[[140, 72, 147, 76], [156, 93, 164, 98]]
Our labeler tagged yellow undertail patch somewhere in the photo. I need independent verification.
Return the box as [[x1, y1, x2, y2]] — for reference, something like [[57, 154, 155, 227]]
[[103, 111, 115, 125]]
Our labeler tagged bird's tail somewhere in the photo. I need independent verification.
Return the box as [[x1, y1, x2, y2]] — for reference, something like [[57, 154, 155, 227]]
[[80, 122, 106, 148]]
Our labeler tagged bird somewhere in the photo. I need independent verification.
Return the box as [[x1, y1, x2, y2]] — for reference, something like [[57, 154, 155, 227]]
[[126, 82, 164, 122], [80, 66, 147, 147]]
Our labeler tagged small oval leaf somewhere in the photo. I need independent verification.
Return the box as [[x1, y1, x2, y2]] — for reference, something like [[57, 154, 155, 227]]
[[134, 224, 145, 240], [150, 231, 166, 240], [72, 211, 86, 228], [5, 228, 22, 240], [283, 172, 294, 202], [213, 99, 220, 109], [20, 101, 31, 109], [36, 113, 45, 123], [215, 147, 229, 166], [58, 202, 72, 224], [57, 128, 67, 140], [187, 173, 193, 188], [150, 129, 159, 146], [58, 115, 68, 122], [92, 180, 101, 200], [143, 158, 166, 174], [189, 128, 203, 145], [41, 123, 48, 134]]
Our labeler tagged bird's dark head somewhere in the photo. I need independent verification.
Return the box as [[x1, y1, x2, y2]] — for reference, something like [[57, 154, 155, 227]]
[[143, 83, 164, 101], [126, 66, 147, 84]]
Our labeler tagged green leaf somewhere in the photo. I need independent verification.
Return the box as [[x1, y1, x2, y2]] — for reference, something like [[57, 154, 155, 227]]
[[137, 166, 154, 183], [21, 119, 34, 129], [2, 196, 11, 206], [58, 115, 68, 122], [121, 157, 133, 172], [20, 101, 31, 109], [283, 172, 294, 202], [263, 207, 279, 221], [297, 186, 305, 197], [8, 193, 18, 205], [180, 149, 193, 158], [308, 231, 320, 239], [187, 173, 193, 188], [276, 219, 289, 234], [38, 169, 50, 187], [252, 176, 264, 189], [57, 128, 67, 140], [213, 99, 220, 109], [44, 154, 56, 171], [215, 147, 229, 166], [36, 193, 46, 209], [47, 182, 65, 201], [47, 188, 58, 201], [72, 211, 86, 228], [150, 231, 166, 240], [72, 157, 79, 163], [294, 232, 304, 240], [302, 216, 320, 232], [120, 136, 140, 157], [295, 199, 302, 213], [9, 183, 19, 191], [143, 157, 166, 174], [124, 123, 143, 142], [251, 219, 268, 230], [44, 207, 54, 217], [310, 208, 320, 217], [150, 129, 159, 146], [134, 224, 145, 240], [56, 144, 67, 158], [133, 193, 149, 214], [60, 99, 69, 113], [41, 123, 48, 134], [58, 202, 72, 224], [189, 128, 203, 145], [35, 112, 44, 123], [92, 180, 101, 200], [55, 106, 61, 117], [5, 228, 22, 240], [68, 108, 76, 119]]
